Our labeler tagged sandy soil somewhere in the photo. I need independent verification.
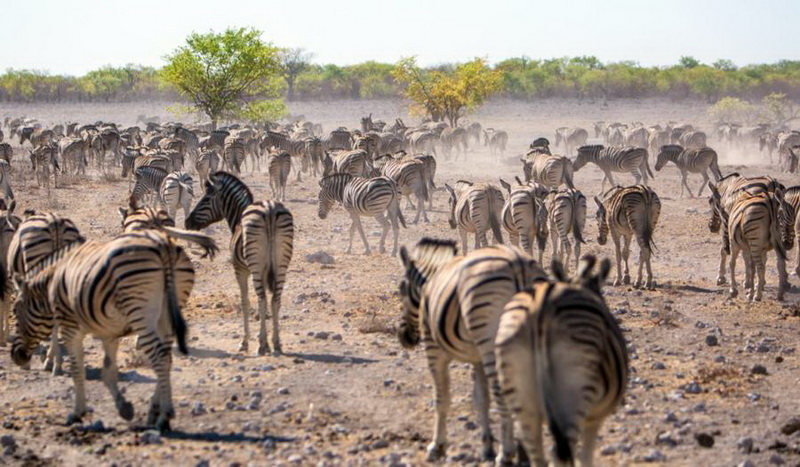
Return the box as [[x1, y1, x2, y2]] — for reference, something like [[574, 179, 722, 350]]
[[0, 98, 798, 466]]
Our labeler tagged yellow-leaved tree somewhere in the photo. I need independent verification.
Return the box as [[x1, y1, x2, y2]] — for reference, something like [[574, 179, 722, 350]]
[[392, 57, 502, 126]]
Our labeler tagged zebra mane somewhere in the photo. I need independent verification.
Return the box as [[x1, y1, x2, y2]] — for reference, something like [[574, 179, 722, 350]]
[[19, 238, 87, 283], [207, 170, 253, 201], [718, 172, 741, 182], [577, 144, 604, 152], [404, 238, 458, 282], [659, 144, 684, 154]]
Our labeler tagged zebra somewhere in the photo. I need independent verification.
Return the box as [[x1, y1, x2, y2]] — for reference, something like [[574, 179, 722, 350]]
[[267, 150, 292, 202], [529, 137, 551, 153], [679, 130, 707, 149], [304, 137, 324, 178], [195, 151, 220, 191], [160, 172, 195, 221], [0, 200, 20, 346], [132, 166, 168, 205], [554, 127, 588, 155], [317, 173, 406, 256], [444, 181, 504, 254], [708, 185, 791, 301], [11, 230, 196, 431], [606, 127, 625, 146], [777, 133, 800, 172], [483, 129, 508, 157], [546, 188, 587, 273], [782, 186, 800, 277], [707, 174, 786, 287], [495, 256, 628, 467], [185, 172, 293, 355], [322, 149, 370, 178], [0, 143, 12, 164], [440, 127, 468, 160], [379, 157, 429, 224], [397, 239, 547, 464], [407, 131, 438, 156], [223, 136, 246, 174], [647, 129, 671, 159], [592, 121, 606, 138], [56, 137, 88, 175], [498, 179, 547, 262], [574, 145, 654, 192], [624, 126, 649, 149], [521, 149, 575, 189], [655, 145, 722, 197], [6, 210, 83, 373], [171, 126, 200, 161], [121, 150, 172, 179], [29, 143, 60, 191], [321, 128, 353, 152], [465, 121, 482, 148], [0, 161, 13, 201], [594, 184, 661, 289]]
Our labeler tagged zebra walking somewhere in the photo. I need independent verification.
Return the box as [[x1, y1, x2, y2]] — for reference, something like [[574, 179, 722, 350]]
[[781, 186, 800, 278], [521, 149, 575, 189], [159, 171, 195, 220], [132, 166, 168, 205], [29, 143, 60, 191], [195, 151, 220, 191], [322, 149, 370, 178], [185, 172, 293, 355], [267, 150, 292, 201], [11, 230, 196, 431], [495, 256, 628, 467], [317, 173, 406, 255], [223, 136, 246, 174], [0, 200, 20, 345], [444, 181, 504, 254], [555, 127, 588, 155], [546, 188, 587, 272], [483, 129, 508, 158], [498, 179, 547, 262], [655, 145, 722, 197], [0, 160, 13, 201], [708, 179, 791, 301], [380, 157, 429, 223], [595, 185, 661, 289], [398, 239, 547, 464], [574, 145, 653, 192]]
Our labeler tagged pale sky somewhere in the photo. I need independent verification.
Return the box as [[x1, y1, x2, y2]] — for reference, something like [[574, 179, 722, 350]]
[[3, 0, 798, 76]]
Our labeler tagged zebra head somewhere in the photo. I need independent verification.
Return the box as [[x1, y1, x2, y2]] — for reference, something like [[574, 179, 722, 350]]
[[594, 196, 608, 245], [573, 146, 599, 171], [10, 275, 50, 367], [444, 183, 457, 229], [317, 174, 350, 220], [185, 172, 253, 231], [706, 182, 725, 234], [654, 145, 683, 171]]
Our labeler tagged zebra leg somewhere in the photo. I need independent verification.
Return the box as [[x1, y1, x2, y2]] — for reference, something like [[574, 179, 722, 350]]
[[562, 236, 572, 274], [270, 291, 283, 356], [471, 364, 496, 462], [611, 235, 623, 286], [573, 234, 581, 273], [697, 172, 709, 197], [459, 228, 469, 255], [729, 246, 740, 298], [235, 267, 252, 352], [0, 298, 5, 345], [255, 288, 271, 356], [621, 235, 632, 285], [717, 244, 728, 285], [100, 339, 134, 421], [64, 328, 87, 425], [426, 355, 451, 461], [579, 421, 602, 467], [351, 213, 371, 255], [142, 333, 175, 431], [44, 325, 64, 376], [419, 192, 429, 223], [795, 236, 800, 277], [632, 170, 642, 185], [375, 212, 390, 254], [777, 251, 789, 301]]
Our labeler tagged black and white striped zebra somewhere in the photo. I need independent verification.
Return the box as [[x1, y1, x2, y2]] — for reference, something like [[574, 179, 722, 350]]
[[267, 151, 292, 202], [781, 186, 800, 278], [498, 178, 547, 262], [574, 145, 654, 192], [521, 149, 575, 189], [6, 210, 83, 373], [679, 130, 707, 149], [595, 185, 661, 289], [397, 239, 547, 464], [654, 145, 722, 197], [11, 230, 195, 431], [132, 166, 168, 205], [0, 201, 21, 345], [495, 256, 628, 467], [546, 188, 587, 272], [624, 126, 649, 149], [321, 128, 353, 152], [317, 173, 406, 255], [322, 149, 370, 178], [0, 143, 12, 164], [29, 143, 60, 191], [440, 127, 468, 160], [304, 137, 324, 178], [195, 151, 220, 192], [185, 172, 294, 355], [407, 153, 437, 209], [554, 127, 588, 155], [444, 181, 504, 254], [708, 177, 791, 300], [379, 157, 429, 223], [57, 137, 89, 175], [223, 136, 246, 174], [159, 171, 195, 220], [483, 129, 508, 158], [0, 160, 13, 200]]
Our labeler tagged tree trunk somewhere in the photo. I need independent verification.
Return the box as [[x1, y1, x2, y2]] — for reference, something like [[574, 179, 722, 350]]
[[287, 77, 296, 101]]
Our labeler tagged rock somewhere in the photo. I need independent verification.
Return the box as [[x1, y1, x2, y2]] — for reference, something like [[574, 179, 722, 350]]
[[714, 355, 726, 363], [383, 379, 394, 387], [331, 333, 343, 341], [780, 417, 800, 435], [287, 454, 303, 463], [664, 411, 678, 423], [191, 402, 207, 416], [747, 393, 761, 402], [305, 251, 335, 265], [139, 430, 162, 445], [737, 437, 754, 453], [695, 433, 714, 448], [464, 420, 478, 431], [314, 331, 330, 340], [277, 387, 290, 395], [705, 335, 719, 346], [769, 454, 785, 465], [693, 402, 706, 413], [643, 450, 666, 462], [372, 440, 389, 449], [683, 382, 702, 394], [737, 461, 756, 467], [652, 362, 666, 370], [750, 364, 768, 375], [262, 438, 277, 451], [757, 344, 771, 353], [84, 420, 105, 432], [656, 432, 678, 447], [0, 435, 16, 449], [600, 445, 617, 456], [775, 356, 784, 363]]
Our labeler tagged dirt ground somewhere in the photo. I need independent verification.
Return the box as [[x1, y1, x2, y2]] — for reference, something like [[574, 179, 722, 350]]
[[0, 98, 798, 467]]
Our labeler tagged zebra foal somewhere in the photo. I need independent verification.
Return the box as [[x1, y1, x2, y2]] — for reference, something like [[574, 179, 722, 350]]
[[654, 145, 722, 197]]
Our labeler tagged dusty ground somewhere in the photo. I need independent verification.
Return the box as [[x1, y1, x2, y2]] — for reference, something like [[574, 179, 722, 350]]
[[0, 98, 799, 466]]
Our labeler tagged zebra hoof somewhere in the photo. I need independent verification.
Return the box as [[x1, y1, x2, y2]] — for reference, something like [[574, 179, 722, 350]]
[[623, 275, 631, 285], [238, 341, 249, 352], [156, 417, 171, 433], [613, 278, 622, 287], [716, 277, 727, 286], [647, 281, 656, 290], [634, 280, 643, 289], [65, 412, 83, 426], [257, 343, 270, 356], [426, 442, 446, 462], [118, 400, 135, 421], [729, 289, 738, 299]]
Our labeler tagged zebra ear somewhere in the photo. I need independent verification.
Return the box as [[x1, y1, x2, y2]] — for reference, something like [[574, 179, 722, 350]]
[[550, 259, 567, 282], [499, 178, 511, 193], [399, 246, 411, 269], [6, 199, 15, 215], [444, 183, 455, 198], [515, 176, 524, 185], [118, 207, 128, 220], [593, 196, 604, 210]]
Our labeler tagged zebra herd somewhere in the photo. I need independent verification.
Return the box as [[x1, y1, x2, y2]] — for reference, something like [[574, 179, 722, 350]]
[[0, 111, 799, 466]]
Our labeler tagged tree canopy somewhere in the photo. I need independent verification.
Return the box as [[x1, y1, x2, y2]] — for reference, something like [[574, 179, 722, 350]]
[[392, 57, 502, 126], [162, 27, 285, 128]]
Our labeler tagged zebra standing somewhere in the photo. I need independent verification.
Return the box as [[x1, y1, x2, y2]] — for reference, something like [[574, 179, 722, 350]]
[[223, 136, 246, 174], [498, 179, 547, 262], [6, 210, 84, 373], [304, 137, 324, 178], [29, 143, 60, 191], [11, 230, 197, 431], [317, 173, 406, 255], [0, 200, 20, 345], [267, 150, 292, 202], [554, 127, 588, 155], [483, 129, 508, 158], [444, 181, 504, 254], [322, 149, 370, 177], [380, 157, 429, 224], [185, 172, 294, 355], [397, 239, 547, 464], [679, 130, 707, 149], [0, 143, 12, 164], [574, 145, 653, 192], [57, 137, 89, 175], [0, 161, 13, 200], [495, 256, 628, 467], [159, 171, 195, 221], [440, 127, 468, 160], [654, 145, 722, 197], [546, 188, 587, 272], [132, 166, 168, 205], [594, 185, 661, 289], [624, 126, 649, 149], [781, 186, 800, 277], [521, 149, 575, 189], [195, 151, 220, 191]]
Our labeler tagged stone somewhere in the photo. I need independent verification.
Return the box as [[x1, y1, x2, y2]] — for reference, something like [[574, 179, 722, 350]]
[[643, 450, 666, 462], [139, 430, 162, 445], [705, 335, 719, 346], [314, 331, 330, 340], [683, 382, 702, 394], [277, 387, 290, 395], [737, 437, 754, 453], [305, 251, 335, 265], [652, 362, 666, 370], [780, 417, 800, 436], [769, 454, 785, 465], [750, 364, 768, 375], [600, 445, 617, 456], [695, 433, 714, 448]]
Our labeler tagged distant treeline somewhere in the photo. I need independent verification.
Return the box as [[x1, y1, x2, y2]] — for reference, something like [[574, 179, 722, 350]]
[[3, 56, 800, 103]]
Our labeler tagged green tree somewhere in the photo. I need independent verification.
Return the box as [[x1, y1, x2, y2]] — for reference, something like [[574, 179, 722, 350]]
[[712, 59, 737, 71], [280, 47, 313, 101], [679, 56, 701, 69], [162, 27, 285, 129], [393, 57, 502, 126], [762, 92, 800, 126], [708, 96, 755, 123]]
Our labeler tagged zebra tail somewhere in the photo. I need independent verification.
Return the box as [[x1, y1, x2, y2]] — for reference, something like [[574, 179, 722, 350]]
[[489, 206, 504, 244], [571, 201, 585, 244], [769, 201, 788, 261], [164, 248, 188, 355], [710, 156, 722, 182], [420, 174, 430, 202], [396, 199, 408, 229], [562, 158, 575, 189], [643, 154, 655, 179]]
